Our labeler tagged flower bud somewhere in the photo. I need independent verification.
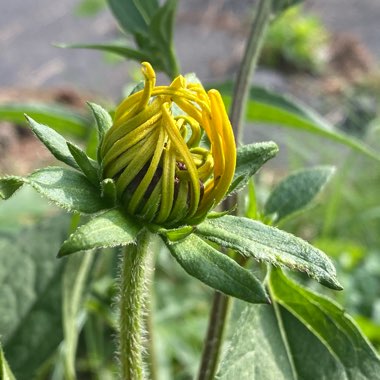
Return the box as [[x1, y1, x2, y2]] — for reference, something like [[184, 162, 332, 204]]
[[100, 62, 236, 227]]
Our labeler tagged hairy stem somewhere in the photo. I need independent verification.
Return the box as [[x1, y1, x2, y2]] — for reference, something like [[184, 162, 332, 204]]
[[119, 229, 151, 380], [197, 2, 273, 379]]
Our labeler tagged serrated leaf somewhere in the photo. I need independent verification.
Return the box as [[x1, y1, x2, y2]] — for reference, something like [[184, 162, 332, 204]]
[[0, 215, 71, 378], [0, 103, 90, 138], [0, 177, 24, 200], [87, 102, 112, 153], [164, 233, 269, 304], [268, 268, 380, 379], [196, 215, 342, 290], [67, 141, 99, 186], [25, 115, 79, 169], [0, 344, 16, 380], [213, 82, 380, 162], [58, 209, 141, 257], [27, 167, 106, 214], [228, 142, 279, 194], [264, 166, 335, 222]]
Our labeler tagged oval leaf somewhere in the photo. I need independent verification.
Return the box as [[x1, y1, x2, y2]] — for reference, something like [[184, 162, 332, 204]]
[[58, 209, 141, 257], [264, 166, 335, 222], [196, 215, 342, 290], [0, 177, 24, 200], [163, 233, 269, 304]]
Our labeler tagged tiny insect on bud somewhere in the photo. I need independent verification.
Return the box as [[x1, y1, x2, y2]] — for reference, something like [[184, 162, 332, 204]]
[[100, 62, 236, 227]]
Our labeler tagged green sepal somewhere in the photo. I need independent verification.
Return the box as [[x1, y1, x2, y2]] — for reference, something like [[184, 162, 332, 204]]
[[67, 141, 100, 186], [25, 115, 79, 169], [27, 167, 106, 214], [158, 225, 195, 242], [58, 209, 141, 257], [87, 102, 113, 162], [0, 177, 24, 200], [196, 215, 342, 290], [228, 142, 279, 195], [0, 343, 16, 380], [164, 233, 269, 304], [264, 166, 335, 222], [100, 178, 117, 207]]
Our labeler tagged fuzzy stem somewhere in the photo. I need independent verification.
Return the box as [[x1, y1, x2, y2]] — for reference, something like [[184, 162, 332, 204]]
[[119, 229, 151, 380], [197, 2, 273, 379]]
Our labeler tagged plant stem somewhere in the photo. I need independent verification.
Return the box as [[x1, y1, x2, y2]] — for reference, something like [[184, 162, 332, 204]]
[[229, 0, 273, 144], [119, 229, 151, 380], [197, 2, 273, 379]]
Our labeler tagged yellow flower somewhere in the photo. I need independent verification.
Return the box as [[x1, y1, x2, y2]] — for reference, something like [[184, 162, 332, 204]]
[[100, 62, 236, 227]]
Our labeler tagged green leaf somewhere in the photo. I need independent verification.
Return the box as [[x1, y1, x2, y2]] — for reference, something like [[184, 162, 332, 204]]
[[214, 83, 380, 161], [67, 142, 100, 186], [100, 178, 117, 206], [164, 233, 269, 304], [272, 0, 304, 15], [107, 0, 149, 35], [0, 215, 71, 378], [196, 215, 342, 290], [158, 225, 195, 242], [229, 142, 279, 194], [27, 167, 106, 214], [218, 268, 380, 379], [0, 177, 24, 200], [57, 43, 148, 61], [87, 102, 113, 159], [25, 115, 79, 169], [0, 344, 16, 380], [58, 209, 141, 257], [264, 166, 335, 222], [0, 103, 90, 138], [217, 304, 295, 380], [269, 268, 380, 379]]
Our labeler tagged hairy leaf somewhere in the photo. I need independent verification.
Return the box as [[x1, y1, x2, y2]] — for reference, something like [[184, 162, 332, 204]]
[[264, 166, 335, 222], [67, 142, 99, 186], [229, 142, 279, 194], [164, 233, 269, 304], [58, 209, 141, 257], [0, 215, 71, 378], [196, 215, 342, 290], [25, 115, 79, 169], [27, 167, 106, 214]]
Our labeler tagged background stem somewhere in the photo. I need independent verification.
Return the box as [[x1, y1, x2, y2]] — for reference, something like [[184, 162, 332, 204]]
[[119, 229, 151, 380], [197, 1, 273, 379]]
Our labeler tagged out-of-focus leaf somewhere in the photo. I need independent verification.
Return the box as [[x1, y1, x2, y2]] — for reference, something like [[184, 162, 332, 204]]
[[0, 215, 71, 378], [196, 215, 342, 290], [272, 0, 304, 15], [213, 83, 380, 161], [27, 167, 106, 214], [228, 142, 279, 194], [164, 233, 269, 304], [264, 166, 335, 222], [0, 103, 90, 138], [26, 115, 79, 169], [57, 43, 148, 61], [58, 209, 141, 257]]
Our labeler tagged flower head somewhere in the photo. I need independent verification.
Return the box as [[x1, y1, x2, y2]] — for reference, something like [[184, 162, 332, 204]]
[[100, 62, 236, 227]]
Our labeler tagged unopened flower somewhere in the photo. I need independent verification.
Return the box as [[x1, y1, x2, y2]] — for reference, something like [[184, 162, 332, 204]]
[[100, 62, 236, 227]]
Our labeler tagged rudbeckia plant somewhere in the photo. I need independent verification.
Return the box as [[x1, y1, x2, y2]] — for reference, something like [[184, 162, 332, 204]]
[[0, 62, 343, 379]]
